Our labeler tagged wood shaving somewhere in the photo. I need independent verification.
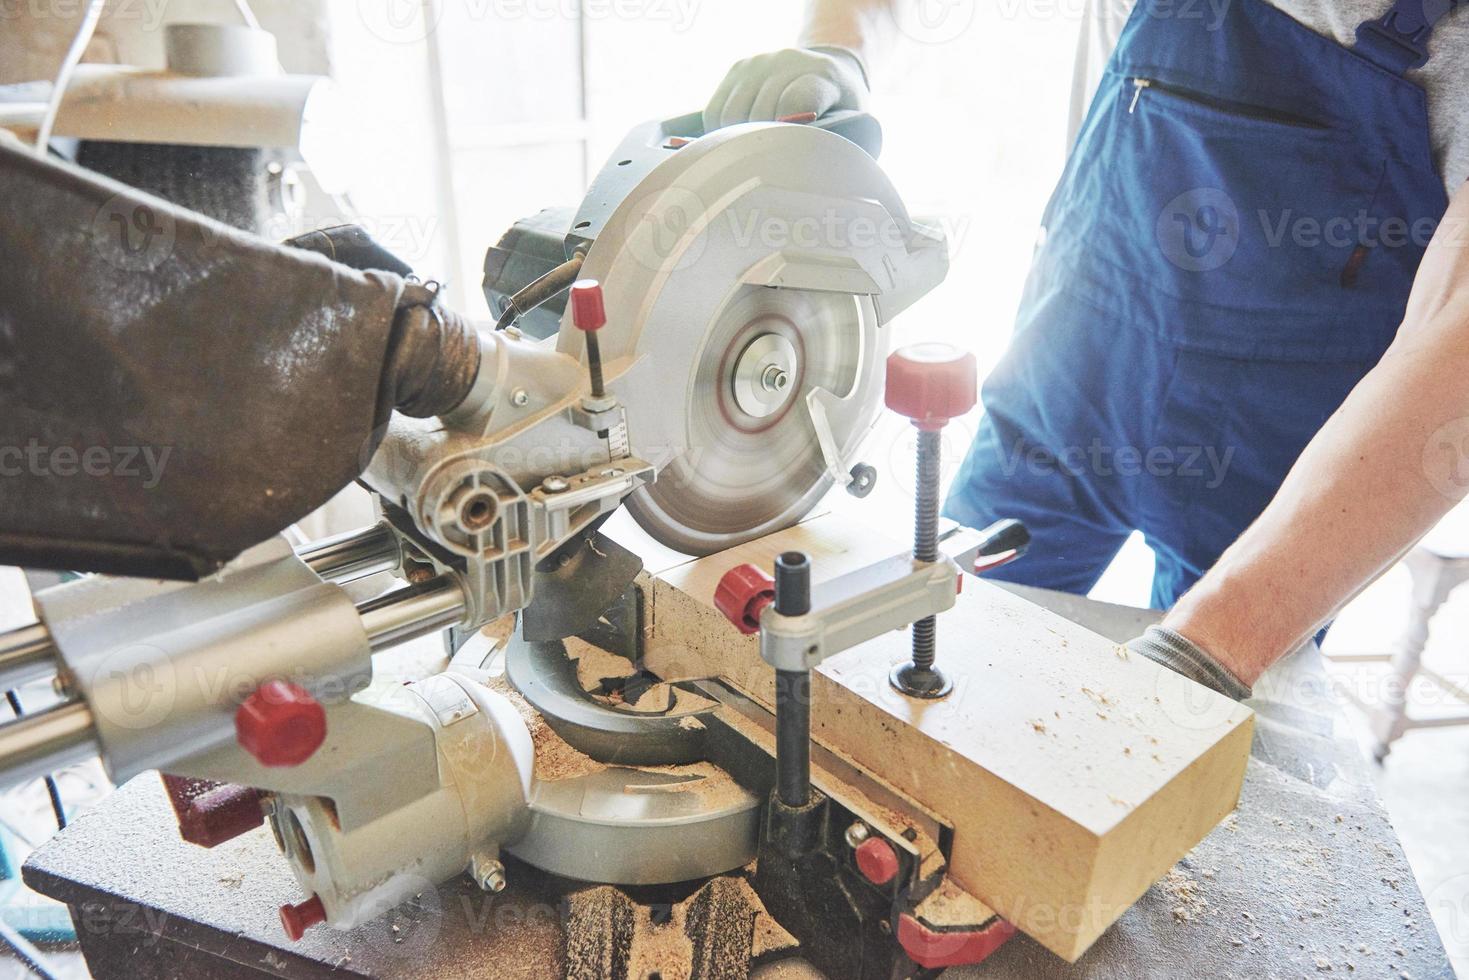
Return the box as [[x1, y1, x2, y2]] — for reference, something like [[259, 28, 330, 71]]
[[484, 676, 606, 782]]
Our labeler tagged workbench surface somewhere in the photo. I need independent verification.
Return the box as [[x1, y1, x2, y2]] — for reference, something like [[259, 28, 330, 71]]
[[22, 587, 1455, 979]]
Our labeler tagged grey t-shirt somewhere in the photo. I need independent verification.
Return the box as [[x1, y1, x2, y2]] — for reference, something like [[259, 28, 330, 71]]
[[1072, 0, 1469, 191]]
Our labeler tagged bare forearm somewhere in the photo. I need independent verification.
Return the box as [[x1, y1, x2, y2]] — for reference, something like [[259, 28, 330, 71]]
[[798, 0, 899, 72], [1167, 186, 1469, 684]]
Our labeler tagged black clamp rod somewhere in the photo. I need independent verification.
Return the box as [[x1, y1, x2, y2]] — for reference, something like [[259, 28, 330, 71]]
[[773, 551, 812, 809]]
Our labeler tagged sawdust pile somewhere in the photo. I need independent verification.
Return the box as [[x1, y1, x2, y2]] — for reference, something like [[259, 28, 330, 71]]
[[564, 637, 673, 712], [563, 876, 788, 979], [485, 676, 606, 782], [625, 761, 752, 810], [563, 636, 721, 716], [1164, 866, 1211, 923]]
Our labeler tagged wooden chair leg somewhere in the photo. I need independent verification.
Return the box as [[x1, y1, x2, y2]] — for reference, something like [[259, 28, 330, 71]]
[[1370, 547, 1469, 762]]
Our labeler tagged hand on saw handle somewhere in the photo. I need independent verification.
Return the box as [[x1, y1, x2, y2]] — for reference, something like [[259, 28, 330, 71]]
[[703, 46, 870, 132]]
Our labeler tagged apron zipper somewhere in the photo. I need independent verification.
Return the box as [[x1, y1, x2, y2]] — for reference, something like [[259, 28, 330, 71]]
[[1126, 76, 1325, 129], [1129, 77, 1152, 114]]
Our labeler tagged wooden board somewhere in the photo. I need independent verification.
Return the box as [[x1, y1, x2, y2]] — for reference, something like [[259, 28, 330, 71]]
[[637, 515, 1254, 962]]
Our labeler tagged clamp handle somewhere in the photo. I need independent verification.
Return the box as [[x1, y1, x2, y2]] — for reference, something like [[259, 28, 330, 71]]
[[570, 279, 608, 398], [569, 279, 606, 332], [885, 343, 977, 431], [714, 563, 776, 635]]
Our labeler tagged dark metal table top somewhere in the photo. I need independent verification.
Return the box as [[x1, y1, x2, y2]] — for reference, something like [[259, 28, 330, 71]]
[[22, 587, 1455, 979]]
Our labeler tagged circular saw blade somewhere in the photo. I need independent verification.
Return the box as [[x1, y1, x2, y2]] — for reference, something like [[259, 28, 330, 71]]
[[625, 285, 879, 556]]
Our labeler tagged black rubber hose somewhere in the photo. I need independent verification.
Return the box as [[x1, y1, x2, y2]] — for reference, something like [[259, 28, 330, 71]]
[[494, 253, 585, 331]]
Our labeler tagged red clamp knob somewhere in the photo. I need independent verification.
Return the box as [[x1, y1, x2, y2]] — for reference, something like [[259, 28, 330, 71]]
[[855, 836, 900, 886], [885, 343, 977, 431], [713, 564, 776, 635], [570, 279, 607, 332], [280, 895, 327, 941], [236, 680, 327, 768], [896, 912, 1016, 969]]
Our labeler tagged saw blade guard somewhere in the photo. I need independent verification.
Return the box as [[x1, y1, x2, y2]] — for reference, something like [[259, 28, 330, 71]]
[[563, 122, 949, 555]]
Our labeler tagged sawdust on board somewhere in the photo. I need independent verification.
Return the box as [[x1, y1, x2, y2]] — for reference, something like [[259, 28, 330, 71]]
[[484, 676, 606, 782], [913, 876, 994, 926]]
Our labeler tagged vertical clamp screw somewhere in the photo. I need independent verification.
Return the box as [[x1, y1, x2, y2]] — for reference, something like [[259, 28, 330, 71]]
[[884, 344, 977, 699]]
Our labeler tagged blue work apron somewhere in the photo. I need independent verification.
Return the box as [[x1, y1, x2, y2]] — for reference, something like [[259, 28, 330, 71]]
[[945, 0, 1459, 609]]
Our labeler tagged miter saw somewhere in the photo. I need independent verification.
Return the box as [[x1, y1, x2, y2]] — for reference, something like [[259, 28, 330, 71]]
[[0, 111, 1043, 976]]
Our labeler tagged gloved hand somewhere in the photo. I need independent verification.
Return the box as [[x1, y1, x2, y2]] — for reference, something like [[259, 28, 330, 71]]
[[1126, 626, 1252, 701], [703, 46, 869, 133]]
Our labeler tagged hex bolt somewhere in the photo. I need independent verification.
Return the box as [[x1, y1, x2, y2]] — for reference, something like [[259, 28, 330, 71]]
[[883, 344, 977, 700], [510, 388, 529, 407], [845, 822, 871, 849], [541, 475, 570, 494], [452, 487, 497, 533], [474, 859, 507, 894]]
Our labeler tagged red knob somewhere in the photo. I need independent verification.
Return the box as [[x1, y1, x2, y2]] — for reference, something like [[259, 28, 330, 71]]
[[161, 774, 265, 848], [855, 836, 900, 886], [570, 279, 606, 332], [280, 895, 327, 941], [236, 681, 327, 768], [885, 343, 977, 431], [713, 564, 776, 635]]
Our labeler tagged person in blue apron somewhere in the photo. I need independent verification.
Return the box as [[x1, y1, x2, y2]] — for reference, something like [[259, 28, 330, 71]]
[[707, 0, 1469, 697]]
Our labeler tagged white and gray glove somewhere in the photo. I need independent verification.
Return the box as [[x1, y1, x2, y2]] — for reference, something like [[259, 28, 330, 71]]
[[703, 46, 869, 133], [1126, 626, 1252, 701]]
